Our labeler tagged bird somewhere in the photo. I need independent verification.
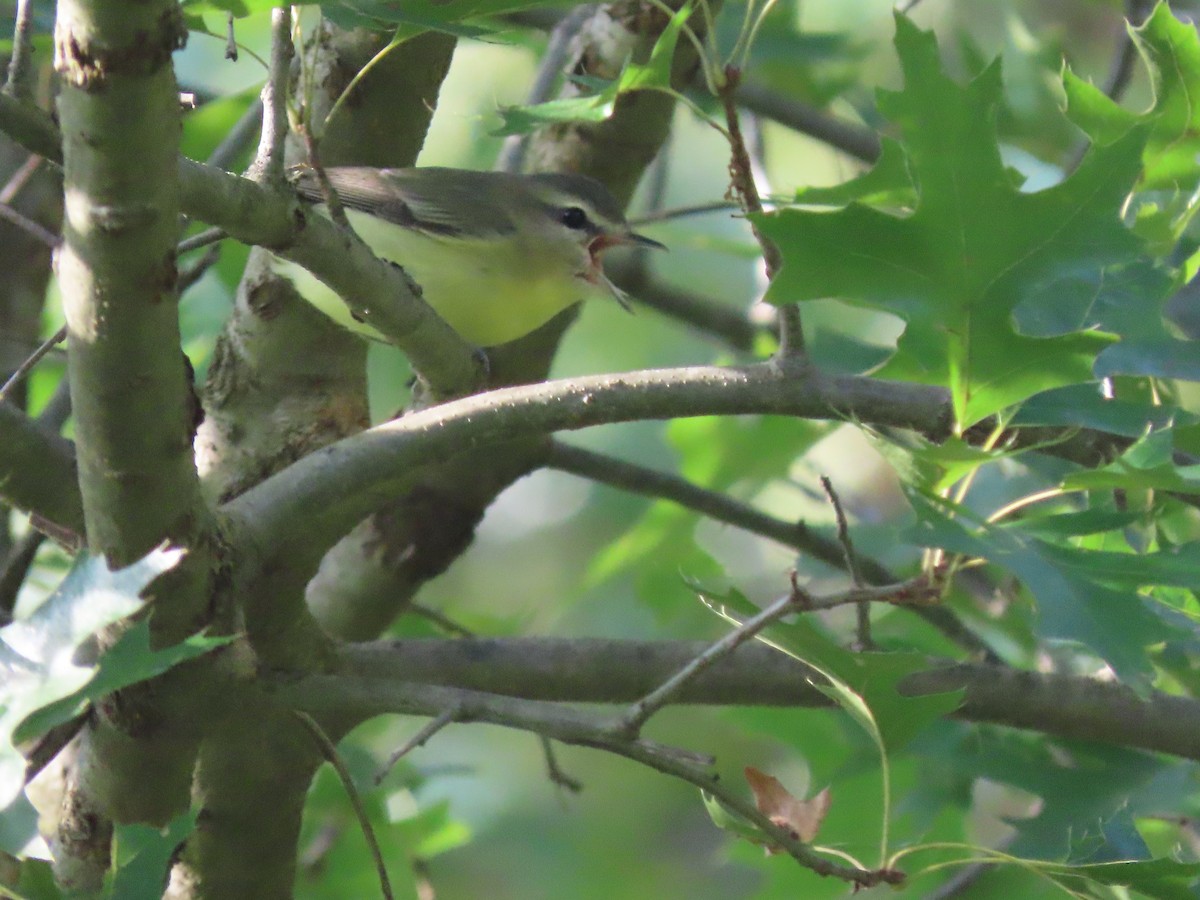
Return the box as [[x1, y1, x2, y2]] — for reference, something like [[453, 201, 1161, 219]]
[[270, 166, 665, 347]]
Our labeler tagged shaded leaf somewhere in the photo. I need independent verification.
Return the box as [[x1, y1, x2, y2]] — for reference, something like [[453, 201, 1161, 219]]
[[905, 491, 1179, 685], [1012, 384, 1198, 437], [106, 810, 197, 900], [12, 620, 233, 746]]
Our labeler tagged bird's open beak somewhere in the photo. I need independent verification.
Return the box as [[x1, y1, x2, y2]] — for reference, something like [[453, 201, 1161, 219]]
[[614, 231, 667, 252], [582, 231, 666, 313]]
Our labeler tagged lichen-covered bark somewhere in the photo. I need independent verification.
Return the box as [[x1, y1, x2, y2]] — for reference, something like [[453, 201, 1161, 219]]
[[49, 0, 214, 889]]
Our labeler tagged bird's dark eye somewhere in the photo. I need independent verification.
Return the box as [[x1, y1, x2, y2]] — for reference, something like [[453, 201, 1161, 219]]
[[560, 206, 590, 230]]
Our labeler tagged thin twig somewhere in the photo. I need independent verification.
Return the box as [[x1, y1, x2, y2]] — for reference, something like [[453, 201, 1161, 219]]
[[820, 475, 871, 649], [0, 154, 42, 205], [0, 201, 58, 248], [618, 571, 943, 738], [607, 263, 762, 351], [224, 12, 239, 62], [0, 370, 70, 617], [629, 200, 742, 225], [178, 245, 222, 292], [303, 677, 904, 887], [0, 325, 66, 406], [0, 529, 42, 620], [301, 134, 349, 229], [407, 603, 474, 637], [374, 707, 459, 785], [1103, 0, 1155, 103], [539, 736, 583, 794], [4, 0, 36, 101], [496, 4, 596, 173], [546, 441, 996, 659], [249, 7, 293, 185], [1065, 0, 1155, 174], [207, 98, 264, 171], [294, 711, 394, 900], [616, 584, 809, 737], [717, 67, 803, 357], [736, 80, 880, 163], [177, 226, 227, 256]]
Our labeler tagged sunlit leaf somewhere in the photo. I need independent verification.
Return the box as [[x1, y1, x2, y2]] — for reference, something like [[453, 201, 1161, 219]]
[[758, 15, 1147, 428]]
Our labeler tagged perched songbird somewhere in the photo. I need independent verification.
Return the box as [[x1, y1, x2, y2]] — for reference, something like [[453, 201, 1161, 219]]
[[271, 167, 665, 347]]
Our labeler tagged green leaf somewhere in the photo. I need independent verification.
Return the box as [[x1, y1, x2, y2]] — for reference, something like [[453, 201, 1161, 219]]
[[1, 548, 187, 805], [493, 84, 621, 136], [392, 799, 471, 858], [493, 0, 693, 135], [701, 791, 765, 843], [905, 491, 1178, 685], [1012, 384, 1198, 437], [105, 810, 197, 900], [793, 138, 915, 208], [1042, 857, 1200, 900], [1064, 427, 1200, 494], [757, 15, 1146, 429], [12, 620, 234, 746], [1125, 4, 1200, 194], [0, 853, 59, 900]]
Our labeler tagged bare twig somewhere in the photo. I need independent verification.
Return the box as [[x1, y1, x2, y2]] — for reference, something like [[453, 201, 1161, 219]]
[[607, 263, 762, 350], [207, 98, 264, 171], [289, 677, 902, 887], [0, 529, 42, 620], [623, 571, 943, 734], [294, 711, 394, 900], [1103, 0, 1156, 103], [0, 201, 58, 248], [178, 244, 222, 292], [0, 325, 66, 406], [407, 603, 474, 637], [301, 134, 349, 229], [224, 12, 239, 62], [546, 440, 992, 658], [820, 475, 871, 649], [249, 7, 293, 185], [539, 736, 583, 794], [0, 153, 42, 205], [374, 707, 459, 784], [616, 583, 811, 737], [4, 0, 36, 101], [717, 66, 802, 357], [177, 226, 227, 256], [629, 200, 741, 225], [736, 80, 880, 164]]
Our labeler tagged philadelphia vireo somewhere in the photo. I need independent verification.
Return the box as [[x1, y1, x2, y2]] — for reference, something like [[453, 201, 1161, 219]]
[[271, 167, 665, 347]]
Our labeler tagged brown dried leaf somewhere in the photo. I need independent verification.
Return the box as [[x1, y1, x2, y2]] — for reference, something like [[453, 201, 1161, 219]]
[[744, 766, 831, 845]]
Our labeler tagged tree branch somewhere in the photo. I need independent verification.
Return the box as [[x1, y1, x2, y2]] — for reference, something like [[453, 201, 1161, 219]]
[[223, 363, 953, 592], [734, 81, 881, 164], [331, 638, 1200, 761], [275, 675, 902, 887]]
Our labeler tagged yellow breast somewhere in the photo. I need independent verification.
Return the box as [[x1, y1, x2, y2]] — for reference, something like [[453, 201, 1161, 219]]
[[270, 209, 593, 347]]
